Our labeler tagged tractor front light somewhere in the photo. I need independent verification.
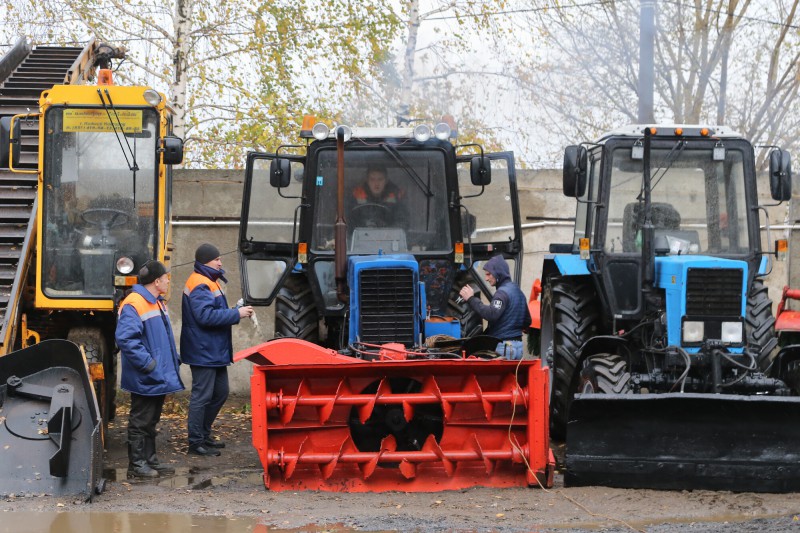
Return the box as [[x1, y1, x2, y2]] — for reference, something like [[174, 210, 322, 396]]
[[143, 89, 162, 106], [434, 122, 452, 140], [683, 320, 704, 343], [721, 321, 743, 344], [116, 256, 135, 275], [312, 122, 330, 140], [414, 124, 431, 142]]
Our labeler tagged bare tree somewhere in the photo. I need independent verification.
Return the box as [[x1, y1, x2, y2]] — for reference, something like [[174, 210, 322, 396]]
[[518, 0, 800, 165], [2, 0, 401, 167]]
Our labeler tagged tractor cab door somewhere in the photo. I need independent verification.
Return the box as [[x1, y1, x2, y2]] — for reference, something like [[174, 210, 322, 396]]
[[455, 151, 523, 283], [239, 151, 306, 305]]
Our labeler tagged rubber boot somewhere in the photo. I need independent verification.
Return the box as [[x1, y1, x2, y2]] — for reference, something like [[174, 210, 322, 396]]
[[145, 436, 175, 475], [128, 438, 159, 478]]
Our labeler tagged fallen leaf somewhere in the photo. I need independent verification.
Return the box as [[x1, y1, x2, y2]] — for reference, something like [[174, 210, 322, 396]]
[[496, 513, 505, 518]]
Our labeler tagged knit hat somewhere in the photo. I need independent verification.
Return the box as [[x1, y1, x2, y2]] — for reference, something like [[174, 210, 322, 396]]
[[138, 260, 169, 285], [195, 243, 220, 265]]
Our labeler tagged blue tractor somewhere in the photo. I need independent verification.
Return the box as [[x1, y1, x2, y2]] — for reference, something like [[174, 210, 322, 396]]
[[539, 125, 800, 492], [237, 117, 524, 354]]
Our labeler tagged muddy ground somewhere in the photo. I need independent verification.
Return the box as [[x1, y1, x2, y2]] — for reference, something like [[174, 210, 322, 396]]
[[2, 393, 799, 533]]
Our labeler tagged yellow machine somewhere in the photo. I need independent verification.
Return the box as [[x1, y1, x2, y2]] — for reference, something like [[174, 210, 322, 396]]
[[0, 40, 183, 426]]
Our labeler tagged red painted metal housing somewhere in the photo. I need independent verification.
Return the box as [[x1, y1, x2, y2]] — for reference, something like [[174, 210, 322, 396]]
[[242, 338, 554, 492], [776, 286, 800, 332]]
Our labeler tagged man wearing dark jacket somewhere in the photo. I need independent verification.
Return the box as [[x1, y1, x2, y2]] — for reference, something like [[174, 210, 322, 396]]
[[116, 260, 184, 478], [459, 255, 531, 360], [182, 243, 254, 456]]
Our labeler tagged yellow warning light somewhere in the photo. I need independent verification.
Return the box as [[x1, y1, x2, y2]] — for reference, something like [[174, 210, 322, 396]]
[[674, 127, 683, 136], [298, 242, 308, 263], [300, 115, 316, 137], [454, 242, 464, 263], [700, 128, 710, 136], [98, 69, 113, 86], [579, 238, 590, 260], [648, 127, 657, 135], [776, 239, 788, 261]]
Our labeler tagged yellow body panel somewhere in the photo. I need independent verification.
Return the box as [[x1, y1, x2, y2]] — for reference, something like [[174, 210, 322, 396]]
[[34, 84, 173, 311]]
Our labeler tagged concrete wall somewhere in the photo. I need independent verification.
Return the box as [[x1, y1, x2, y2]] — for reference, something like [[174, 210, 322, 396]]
[[169, 168, 794, 394]]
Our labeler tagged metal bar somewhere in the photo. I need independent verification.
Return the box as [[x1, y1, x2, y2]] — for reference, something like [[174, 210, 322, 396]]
[[265, 390, 528, 408], [268, 448, 522, 466]]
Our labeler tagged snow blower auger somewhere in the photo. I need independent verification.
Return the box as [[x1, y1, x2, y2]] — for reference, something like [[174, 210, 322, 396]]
[[236, 338, 554, 492]]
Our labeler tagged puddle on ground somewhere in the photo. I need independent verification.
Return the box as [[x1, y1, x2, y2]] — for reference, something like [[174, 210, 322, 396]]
[[0, 511, 391, 533], [102, 467, 265, 490]]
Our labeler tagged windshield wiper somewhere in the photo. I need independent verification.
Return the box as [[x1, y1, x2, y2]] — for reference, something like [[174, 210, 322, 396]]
[[380, 143, 433, 198], [640, 140, 686, 198], [97, 88, 139, 172]]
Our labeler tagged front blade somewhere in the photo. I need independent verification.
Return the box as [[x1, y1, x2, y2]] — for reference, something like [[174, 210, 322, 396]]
[[566, 393, 800, 492]]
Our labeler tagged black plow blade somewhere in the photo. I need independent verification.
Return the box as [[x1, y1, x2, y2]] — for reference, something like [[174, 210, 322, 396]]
[[0, 340, 103, 500], [566, 393, 800, 493]]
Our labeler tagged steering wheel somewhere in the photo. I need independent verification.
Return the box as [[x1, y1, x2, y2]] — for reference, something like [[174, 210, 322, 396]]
[[80, 208, 131, 230], [351, 203, 390, 227]]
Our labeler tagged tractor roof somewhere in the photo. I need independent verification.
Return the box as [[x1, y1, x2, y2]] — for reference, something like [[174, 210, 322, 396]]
[[600, 124, 745, 140]]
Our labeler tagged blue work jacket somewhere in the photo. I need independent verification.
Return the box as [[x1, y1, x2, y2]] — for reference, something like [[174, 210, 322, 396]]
[[116, 285, 184, 396], [180, 271, 240, 367]]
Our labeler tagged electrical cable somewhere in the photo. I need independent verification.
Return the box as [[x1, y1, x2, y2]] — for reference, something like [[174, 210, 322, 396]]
[[504, 356, 645, 533]]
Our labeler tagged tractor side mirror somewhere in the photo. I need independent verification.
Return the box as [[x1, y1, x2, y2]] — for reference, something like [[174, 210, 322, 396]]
[[270, 158, 292, 188], [0, 116, 21, 168], [470, 156, 492, 186], [769, 149, 792, 202], [161, 135, 184, 165], [563, 145, 588, 197]]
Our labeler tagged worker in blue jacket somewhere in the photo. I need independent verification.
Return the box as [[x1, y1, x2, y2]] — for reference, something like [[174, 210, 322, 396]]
[[459, 255, 531, 360], [181, 243, 254, 456], [116, 260, 184, 478]]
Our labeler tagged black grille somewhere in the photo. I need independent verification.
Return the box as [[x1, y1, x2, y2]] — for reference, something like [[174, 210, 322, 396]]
[[358, 268, 416, 345], [685, 268, 743, 317]]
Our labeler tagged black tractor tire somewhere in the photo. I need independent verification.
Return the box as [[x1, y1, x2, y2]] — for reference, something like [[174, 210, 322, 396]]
[[274, 275, 320, 343], [579, 354, 631, 394], [746, 279, 778, 371], [67, 326, 115, 426], [540, 278, 600, 440], [447, 281, 483, 338]]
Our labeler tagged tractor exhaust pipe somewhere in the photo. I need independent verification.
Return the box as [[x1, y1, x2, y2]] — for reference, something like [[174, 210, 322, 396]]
[[334, 126, 349, 304], [641, 127, 655, 295]]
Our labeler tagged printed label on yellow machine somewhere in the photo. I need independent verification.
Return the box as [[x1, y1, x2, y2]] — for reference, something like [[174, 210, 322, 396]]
[[62, 109, 142, 133]]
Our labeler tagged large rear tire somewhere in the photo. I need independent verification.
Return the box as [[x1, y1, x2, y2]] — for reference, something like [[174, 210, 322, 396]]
[[579, 354, 631, 394], [67, 326, 115, 427], [746, 279, 778, 371], [274, 275, 320, 343], [541, 278, 599, 440]]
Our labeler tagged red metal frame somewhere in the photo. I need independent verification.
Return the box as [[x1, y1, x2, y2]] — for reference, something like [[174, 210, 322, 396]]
[[528, 278, 542, 329], [776, 286, 800, 332], [245, 338, 554, 492]]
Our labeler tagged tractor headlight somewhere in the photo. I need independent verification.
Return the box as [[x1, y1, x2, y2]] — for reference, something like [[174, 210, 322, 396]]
[[434, 122, 452, 140], [116, 256, 135, 275], [683, 321, 704, 343], [413, 124, 431, 142], [312, 122, 330, 140], [143, 89, 162, 106], [721, 321, 743, 344]]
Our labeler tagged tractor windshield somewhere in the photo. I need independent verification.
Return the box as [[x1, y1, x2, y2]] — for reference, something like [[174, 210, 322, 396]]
[[41, 106, 159, 297], [604, 144, 749, 255], [311, 148, 451, 254]]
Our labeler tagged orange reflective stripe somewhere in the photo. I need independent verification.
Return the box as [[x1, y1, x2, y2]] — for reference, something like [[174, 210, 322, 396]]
[[353, 185, 368, 203], [184, 272, 222, 297], [119, 292, 165, 321]]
